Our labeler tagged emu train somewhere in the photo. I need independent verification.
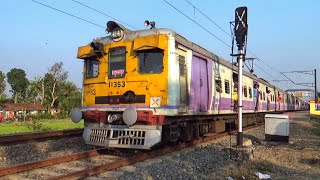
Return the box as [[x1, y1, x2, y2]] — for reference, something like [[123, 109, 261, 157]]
[[71, 21, 308, 149]]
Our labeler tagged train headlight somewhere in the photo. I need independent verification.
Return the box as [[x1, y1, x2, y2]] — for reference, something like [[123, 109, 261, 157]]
[[107, 21, 125, 42], [111, 29, 123, 38], [122, 107, 137, 126]]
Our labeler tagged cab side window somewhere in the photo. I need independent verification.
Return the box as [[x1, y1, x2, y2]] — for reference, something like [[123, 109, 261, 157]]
[[85, 58, 99, 78]]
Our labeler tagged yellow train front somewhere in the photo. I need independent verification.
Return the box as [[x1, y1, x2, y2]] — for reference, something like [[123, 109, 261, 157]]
[[71, 21, 182, 149]]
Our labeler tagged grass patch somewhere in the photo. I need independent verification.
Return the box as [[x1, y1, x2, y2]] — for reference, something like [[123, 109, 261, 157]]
[[310, 116, 320, 123], [227, 162, 275, 180], [254, 162, 275, 173], [0, 119, 84, 135], [310, 116, 320, 137], [313, 129, 320, 137], [227, 162, 256, 180]]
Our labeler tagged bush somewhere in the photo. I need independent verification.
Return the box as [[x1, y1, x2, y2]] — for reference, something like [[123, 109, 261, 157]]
[[6, 117, 15, 123], [27, 117, 44, 132], [28, 113, 55, 120]]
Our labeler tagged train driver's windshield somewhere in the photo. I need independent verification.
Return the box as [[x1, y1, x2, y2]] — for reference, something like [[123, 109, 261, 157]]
[[109, 47, 126, 78], [137, 48, 164, 74]]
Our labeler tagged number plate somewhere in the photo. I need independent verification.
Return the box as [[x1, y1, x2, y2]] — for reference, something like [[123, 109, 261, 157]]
[[108, 81, 126, 88]]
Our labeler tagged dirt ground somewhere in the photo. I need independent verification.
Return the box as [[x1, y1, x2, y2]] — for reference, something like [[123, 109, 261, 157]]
[[225, 111, 320, 179]]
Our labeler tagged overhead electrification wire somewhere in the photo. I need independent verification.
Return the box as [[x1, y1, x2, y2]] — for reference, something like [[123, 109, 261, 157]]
[[185, 0, 231, 38], [163, 0, 231, 48], [166, 0, 275, 77], [180, 0, 291, 88], [183, 1, 280, 70], [185, 0, 277, 69], [185, 0, 273, 72], [71, 0, 137, 30], [185, 0, 263, 62], [32, 0, 105, 29], [254, 62, 290, 89]]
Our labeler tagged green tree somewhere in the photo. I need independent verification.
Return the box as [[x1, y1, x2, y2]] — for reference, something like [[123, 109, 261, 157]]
[[57, 81, 82, 116], [25, 76, 46, 104], [0, 71, 5, 95], [43, 73, 53, 106], [0, 94, 13, 104], [25, 78, 41, 103], [46, 62, 68, 107], [7, 68, 29, 103]]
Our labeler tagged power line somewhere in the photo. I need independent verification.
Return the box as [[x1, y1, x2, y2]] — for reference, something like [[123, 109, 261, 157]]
[[180, 1, 290, 88], [32, 0, 105, 29], [163, 0, 231, 48], [71, 0, 137, 30], [185, 0, 279, 74], [254, 62, 290, 89], [185, 0, 264, 61], [164, 0, 280, 83], [254, 62, 276, 80], [185, 0, 231, 38]]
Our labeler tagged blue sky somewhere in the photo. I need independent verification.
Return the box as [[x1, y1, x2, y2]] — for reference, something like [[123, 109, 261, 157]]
[[1, 0, 319, 99]]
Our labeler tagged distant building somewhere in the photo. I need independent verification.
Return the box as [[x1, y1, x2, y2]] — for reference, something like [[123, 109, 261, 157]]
[[0, 106, 4, 122], [0, 103, 46, 121]]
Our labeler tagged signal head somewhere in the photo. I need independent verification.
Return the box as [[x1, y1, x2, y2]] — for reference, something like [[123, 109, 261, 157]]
[[234, 6, 248, 49]]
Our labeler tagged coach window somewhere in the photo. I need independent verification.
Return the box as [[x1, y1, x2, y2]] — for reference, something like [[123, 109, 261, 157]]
[[85, 58, 99, 78], [215, 79, 222, 93], [248, 87, 252, 98], [137, 48, 164, 74], [263, 92, 266, 100], [109, 47, 126, 78], [244, 86, 247, 97], [224, 80, 230, 94]]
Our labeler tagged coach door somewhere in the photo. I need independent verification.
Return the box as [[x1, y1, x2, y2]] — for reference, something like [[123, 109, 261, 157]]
[[190, 56, 209, 112], [177, 48, 188, 112]]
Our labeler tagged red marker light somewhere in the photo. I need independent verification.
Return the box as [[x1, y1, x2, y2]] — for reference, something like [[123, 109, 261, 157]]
[[110, 99, 113, 103], [116, 98, 120, 103]]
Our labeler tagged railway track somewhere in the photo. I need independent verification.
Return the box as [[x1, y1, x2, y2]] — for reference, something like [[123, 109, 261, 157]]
[[0, 123, 262, 180], [0, 129, 83, 145]]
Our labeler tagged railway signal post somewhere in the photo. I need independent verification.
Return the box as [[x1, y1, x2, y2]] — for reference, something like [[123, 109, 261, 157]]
[[232, 6, 248, 147]]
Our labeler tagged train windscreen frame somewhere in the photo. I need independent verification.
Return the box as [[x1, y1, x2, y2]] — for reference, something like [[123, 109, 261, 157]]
[[108, 46, 126, 78]]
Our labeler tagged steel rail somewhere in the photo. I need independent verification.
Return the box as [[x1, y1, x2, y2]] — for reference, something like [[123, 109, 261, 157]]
[[0, 129, 83, 145], [0, 149, 104, 176], [50, 124, 262, 180]]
